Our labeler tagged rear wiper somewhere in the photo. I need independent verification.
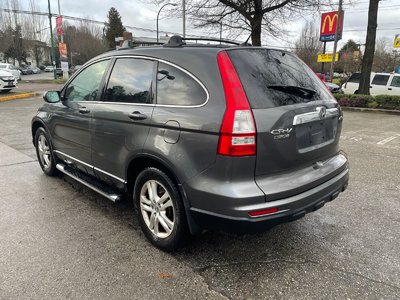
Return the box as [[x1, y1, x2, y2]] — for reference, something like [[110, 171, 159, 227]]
[[267, 85, 316, 99]]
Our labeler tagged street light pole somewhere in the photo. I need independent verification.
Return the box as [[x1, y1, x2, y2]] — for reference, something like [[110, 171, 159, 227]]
[[47, 0, 56, 79], [156, 3, 177, 43]]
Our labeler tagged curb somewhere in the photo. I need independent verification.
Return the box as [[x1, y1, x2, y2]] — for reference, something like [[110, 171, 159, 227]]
[[0, 92, 38, 102], [342, 107, 400, 115]]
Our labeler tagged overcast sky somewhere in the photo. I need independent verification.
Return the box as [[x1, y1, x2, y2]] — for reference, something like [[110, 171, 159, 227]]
[[18, 0, 400, 51]]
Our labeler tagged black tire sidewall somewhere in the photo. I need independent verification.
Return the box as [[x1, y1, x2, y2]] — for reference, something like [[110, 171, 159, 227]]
[[34, 127, 58, 176], [134, 167, 188, 252]]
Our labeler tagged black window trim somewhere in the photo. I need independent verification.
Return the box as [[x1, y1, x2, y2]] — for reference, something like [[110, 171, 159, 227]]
[[88, 55, 210, 108]]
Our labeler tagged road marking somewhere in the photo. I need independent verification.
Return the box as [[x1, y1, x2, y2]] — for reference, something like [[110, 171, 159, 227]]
[[377, 136, 398, 145], [350, 137, 362, 142]]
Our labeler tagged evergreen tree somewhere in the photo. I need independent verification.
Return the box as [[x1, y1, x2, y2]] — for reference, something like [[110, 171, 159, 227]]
[[104, 7, 125, 49]]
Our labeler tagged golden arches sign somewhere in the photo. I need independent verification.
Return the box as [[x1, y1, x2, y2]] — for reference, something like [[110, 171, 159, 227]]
[[321, 13, 338, 33], [320, 11, 343, 42]]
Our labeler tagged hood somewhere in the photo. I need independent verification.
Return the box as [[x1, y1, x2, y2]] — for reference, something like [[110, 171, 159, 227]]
[[0, 70, 14, 77]]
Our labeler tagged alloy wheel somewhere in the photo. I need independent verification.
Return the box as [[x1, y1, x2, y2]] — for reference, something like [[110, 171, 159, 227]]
[[139, 180, 175, 239]]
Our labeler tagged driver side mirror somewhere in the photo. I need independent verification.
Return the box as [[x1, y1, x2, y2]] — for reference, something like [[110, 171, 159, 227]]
[[43, 91, 61, 103]]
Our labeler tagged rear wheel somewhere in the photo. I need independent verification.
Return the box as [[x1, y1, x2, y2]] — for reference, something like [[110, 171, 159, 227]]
[[34, 127, 59, 176], [134, 167, 189, 251]]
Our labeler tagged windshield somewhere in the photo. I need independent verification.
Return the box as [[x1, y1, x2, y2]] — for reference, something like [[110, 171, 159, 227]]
[[228, 49, 332, 108], [0, 65, 6, 69]]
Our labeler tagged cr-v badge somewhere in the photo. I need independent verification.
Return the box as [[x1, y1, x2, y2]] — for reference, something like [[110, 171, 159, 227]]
[[270, 128, 293, 139]]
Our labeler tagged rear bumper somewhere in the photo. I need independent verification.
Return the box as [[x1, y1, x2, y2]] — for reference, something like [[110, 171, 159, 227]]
[[189, 166, 349, 234]]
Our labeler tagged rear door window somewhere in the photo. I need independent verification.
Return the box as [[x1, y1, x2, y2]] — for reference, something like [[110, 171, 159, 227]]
[[104, 58, 154, 104], [390, 76, 400, 87], [228, 49, 332, 108], [371, 74, 390, 86], [156, 62, 207, 106]]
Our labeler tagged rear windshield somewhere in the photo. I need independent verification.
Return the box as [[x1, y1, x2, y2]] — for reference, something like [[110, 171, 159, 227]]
[[347, 73, 361, 83], [228, 49, 331, 108]]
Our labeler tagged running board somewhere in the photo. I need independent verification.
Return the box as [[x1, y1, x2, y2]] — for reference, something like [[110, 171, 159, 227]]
[[56, 163, 121, 202]]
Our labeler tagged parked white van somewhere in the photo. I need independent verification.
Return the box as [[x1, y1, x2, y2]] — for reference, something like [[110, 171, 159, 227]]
[[343, 72, 400, 96]]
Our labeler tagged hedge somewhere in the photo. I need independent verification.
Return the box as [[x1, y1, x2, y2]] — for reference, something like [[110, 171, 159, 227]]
[[333, 94, 400, 110]]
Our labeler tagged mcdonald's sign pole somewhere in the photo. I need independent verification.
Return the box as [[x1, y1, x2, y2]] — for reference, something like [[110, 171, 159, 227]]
[[329, 0, 343, 82]]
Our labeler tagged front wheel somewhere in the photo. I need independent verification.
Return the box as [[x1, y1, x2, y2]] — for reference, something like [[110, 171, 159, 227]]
[[34, 127, 59, 176], [134, 167, 189, 252]]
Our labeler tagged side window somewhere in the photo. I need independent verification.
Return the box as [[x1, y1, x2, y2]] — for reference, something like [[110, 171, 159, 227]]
[[347, 73, 361, 83], [390, 76, 400, 88], [371, 75, 390, 86], [156, 62, 207, 106], [104, 58, 154, 104], [64, 60, 109, 102]]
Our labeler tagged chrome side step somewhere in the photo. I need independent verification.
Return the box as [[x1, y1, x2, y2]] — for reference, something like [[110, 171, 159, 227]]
[[56, 163, 121, 202]]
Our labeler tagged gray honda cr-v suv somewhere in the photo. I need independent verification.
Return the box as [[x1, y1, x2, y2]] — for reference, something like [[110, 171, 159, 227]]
[[31, 36, 349, 251]]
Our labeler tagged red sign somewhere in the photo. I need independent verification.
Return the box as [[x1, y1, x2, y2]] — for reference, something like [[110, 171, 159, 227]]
[[56, 16, 63, 36], [59, 42, 68, 60], [320, 11, 344, 42]]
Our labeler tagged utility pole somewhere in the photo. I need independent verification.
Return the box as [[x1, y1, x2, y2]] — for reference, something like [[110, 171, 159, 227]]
[[47, 0, 56, 79], [329, 0, 343, 82], [182, 0, 186, 38]]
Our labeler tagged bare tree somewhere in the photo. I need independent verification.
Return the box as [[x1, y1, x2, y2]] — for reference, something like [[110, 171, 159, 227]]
[[151, 0, 340, 46], [372, 37, 393, 72], [294, 21, 322, 71]]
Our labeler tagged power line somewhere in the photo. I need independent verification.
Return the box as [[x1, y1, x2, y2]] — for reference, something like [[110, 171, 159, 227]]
[[0, 8, 217, 39]]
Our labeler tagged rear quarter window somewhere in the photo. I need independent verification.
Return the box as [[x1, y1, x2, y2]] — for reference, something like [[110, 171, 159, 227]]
[[156, 62, 207, 106], [228, 49, 332, 108]]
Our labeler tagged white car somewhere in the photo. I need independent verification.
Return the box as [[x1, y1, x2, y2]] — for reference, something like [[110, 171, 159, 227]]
[[44, 66, 55, 72], [343, 72, 400, 96], [0, 70, 17, 93], [0, 63, 21, 81]]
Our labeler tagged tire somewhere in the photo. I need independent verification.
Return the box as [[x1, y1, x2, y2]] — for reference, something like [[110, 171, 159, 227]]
[[134, 167, 189, 252], [354, 90, 359, 94], [34, 127, 59, 176]]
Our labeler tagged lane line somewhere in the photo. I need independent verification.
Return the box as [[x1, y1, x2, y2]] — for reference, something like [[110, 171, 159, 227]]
[[377, 136, 398, 145]]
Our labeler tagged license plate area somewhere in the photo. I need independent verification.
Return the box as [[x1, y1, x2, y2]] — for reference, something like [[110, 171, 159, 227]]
[[296, 118, 338, 153], [7, 81, 13, 86]]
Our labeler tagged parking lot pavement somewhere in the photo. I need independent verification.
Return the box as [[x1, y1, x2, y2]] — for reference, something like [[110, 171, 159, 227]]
[[20, 71, 54, 81], [1, 96, 399, 299]]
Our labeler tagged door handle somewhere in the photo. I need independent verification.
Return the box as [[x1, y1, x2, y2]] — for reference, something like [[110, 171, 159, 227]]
[[388, 88, 392, 90], [129, 111, 147, 120], [78, 107, 90, 114]]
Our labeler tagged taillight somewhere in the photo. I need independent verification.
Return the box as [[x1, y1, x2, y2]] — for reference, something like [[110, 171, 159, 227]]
[[217, 51, 256, 156]]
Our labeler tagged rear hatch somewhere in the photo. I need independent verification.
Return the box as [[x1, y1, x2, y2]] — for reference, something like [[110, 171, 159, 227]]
[[227, 48, 345, 200]]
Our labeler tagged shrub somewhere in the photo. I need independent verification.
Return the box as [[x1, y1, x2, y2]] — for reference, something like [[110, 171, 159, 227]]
[[374, 95, 400, 110], [333, 94, 400, 110]]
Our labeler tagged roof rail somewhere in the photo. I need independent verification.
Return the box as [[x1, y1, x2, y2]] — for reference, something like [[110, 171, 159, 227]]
[[117, 40, 164, 50], [164, 35, 246, 47]]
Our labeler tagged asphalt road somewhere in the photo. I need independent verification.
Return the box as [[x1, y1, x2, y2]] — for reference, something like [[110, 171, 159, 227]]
[[0, 96, 399, 299]]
